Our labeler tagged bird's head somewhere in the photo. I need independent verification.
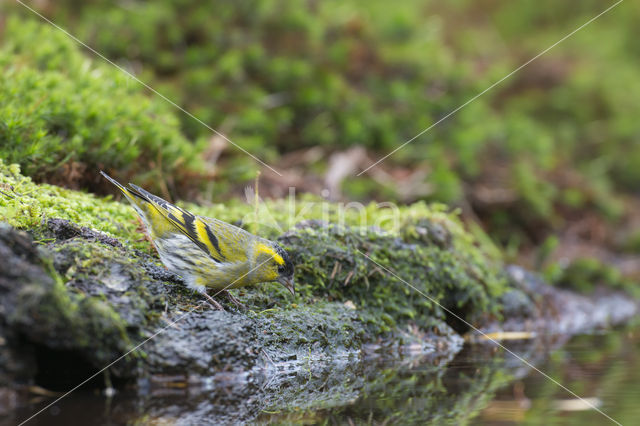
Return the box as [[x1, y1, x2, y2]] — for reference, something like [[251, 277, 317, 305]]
[[254, 241, 295, 295]]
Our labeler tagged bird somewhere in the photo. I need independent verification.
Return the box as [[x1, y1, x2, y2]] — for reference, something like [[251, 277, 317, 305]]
[[100, 171, 295, 310]]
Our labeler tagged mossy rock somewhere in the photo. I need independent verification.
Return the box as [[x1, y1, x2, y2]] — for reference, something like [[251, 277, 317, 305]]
[[279, 220, 505, 335], [0, 216, 467, 388], [0, 223, 135, 375]]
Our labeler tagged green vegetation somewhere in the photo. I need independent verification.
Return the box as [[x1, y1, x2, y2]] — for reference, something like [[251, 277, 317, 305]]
[[0, 18, 205, 194], [547, 257, 640, 298], [6, 0, 639, 247], [280, 221, 504, 334], [0, 1, 636, 332], [0, 158, 492, 250], [1, 159, 506, 335], [0, 159, 142, 247]]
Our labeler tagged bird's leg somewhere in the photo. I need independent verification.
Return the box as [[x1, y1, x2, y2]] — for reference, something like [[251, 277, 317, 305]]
[[201, 290, 225, 311], [223, 290, 246, 310]]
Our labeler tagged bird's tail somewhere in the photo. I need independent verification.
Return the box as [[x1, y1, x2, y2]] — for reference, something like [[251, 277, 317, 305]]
[[100, 171, 147, 207]]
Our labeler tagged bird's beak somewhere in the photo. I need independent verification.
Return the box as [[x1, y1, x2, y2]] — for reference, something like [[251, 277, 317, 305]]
[[277, 276, 295, 296]]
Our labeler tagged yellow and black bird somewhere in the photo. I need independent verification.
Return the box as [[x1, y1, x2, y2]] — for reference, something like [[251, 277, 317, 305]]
[[101, 171, 295, 309]]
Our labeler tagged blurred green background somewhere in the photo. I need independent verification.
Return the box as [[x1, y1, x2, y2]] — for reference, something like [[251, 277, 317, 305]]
[[1, 0, 639, 279]]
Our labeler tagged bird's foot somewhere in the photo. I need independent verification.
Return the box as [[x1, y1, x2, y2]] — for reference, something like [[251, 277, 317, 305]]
[[223, 290, 246, 310], [202, 291, 225, 311]]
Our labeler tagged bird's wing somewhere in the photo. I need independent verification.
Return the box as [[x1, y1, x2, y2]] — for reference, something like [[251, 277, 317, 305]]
[[199, 216, 253, 263], [126, 184, 248, 264]]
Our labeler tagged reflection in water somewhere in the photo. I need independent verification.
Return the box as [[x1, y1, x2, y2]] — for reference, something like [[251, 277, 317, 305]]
[[6, 327, 640, 425], [478, 327, 640, 426]]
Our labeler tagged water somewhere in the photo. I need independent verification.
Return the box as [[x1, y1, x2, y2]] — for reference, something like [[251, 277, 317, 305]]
[[474, 329, 640, 426], [6, 326, 640, 425]]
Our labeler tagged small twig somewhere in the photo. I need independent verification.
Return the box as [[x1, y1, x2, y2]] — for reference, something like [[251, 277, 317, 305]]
[[344, 269, 354, 286], [261, 348, 275, 367], [330, 261, 340, 280], [252, 170, 261, 234]]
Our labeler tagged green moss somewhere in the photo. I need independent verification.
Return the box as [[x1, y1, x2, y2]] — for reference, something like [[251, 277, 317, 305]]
[[6, 1, 637, 242], [3, 159, 507, 345], [278, 221, 505, 335], [548, 257, 640, 298], [0, 159, 145, 249], [0, 17, 205, 193], [1, 165, 510, 387], [1, 154, 503, 264], [184, 193, 506, 335]]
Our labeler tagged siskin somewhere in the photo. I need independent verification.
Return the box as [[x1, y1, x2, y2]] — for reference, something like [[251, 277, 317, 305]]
[[100, 172, 295, 310]]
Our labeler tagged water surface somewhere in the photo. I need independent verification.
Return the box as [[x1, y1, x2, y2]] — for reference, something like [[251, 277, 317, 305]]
[[7, 326, 640, 425]]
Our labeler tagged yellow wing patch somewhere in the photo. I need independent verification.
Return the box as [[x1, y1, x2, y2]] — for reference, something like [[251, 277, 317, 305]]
[[104, 176, 229, 265], [255, 243, 284, 265], [157, 204, 225, 264], [194, 219, 219, 258]]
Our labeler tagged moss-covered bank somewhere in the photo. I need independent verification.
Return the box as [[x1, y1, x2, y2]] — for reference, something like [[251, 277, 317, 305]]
[[1, 161, 638, 423], [2, 159, 503, 386], [0, 157, 508, 331]]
